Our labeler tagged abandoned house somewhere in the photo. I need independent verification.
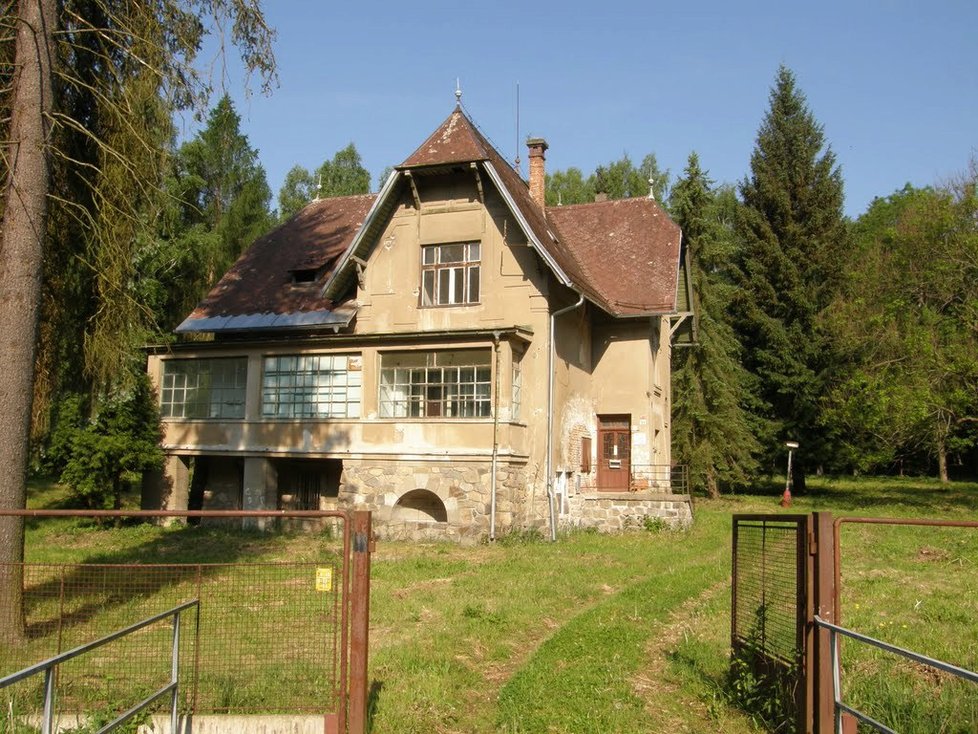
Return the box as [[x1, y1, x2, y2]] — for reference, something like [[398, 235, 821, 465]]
[[143, 105, 694, 541]]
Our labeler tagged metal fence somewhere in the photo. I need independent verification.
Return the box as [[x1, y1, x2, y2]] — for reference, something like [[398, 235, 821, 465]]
[[816, 615, 978, 734], [732, 512, 978, 734], [1, 600, 198, 734], [0, 509, 372, 734]]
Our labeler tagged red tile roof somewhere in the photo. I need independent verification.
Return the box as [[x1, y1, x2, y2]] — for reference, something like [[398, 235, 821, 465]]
[[185, 194, 375, 319], [399, 108, 493, 167], [547, 198, 681, 316], [178, 109, 682, 332]]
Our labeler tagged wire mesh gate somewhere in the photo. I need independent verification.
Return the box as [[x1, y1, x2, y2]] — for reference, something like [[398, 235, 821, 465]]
[[731, 514, 812, 732], [0, 509, 371, 734]]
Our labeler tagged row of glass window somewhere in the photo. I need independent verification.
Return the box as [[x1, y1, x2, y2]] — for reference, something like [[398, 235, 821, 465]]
[[160, 350, 520, 421]]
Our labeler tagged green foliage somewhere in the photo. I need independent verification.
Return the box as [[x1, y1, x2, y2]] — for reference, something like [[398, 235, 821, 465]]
[[824, 179, 978, 477], [726, 605, 798, 732], [669, 154, 760, 496], [315, 142, 371, 198], [642, 515, 667, 533], [276, 143, 370, 221], [546, 153, 668, 205], [277, 164, 316, 219], [54, 376, 164, 509], [732, 66, 849, 478], [173, 94, 272, 284]]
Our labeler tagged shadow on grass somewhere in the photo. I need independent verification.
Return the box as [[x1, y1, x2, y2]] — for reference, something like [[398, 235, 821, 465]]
[[366, 679, 383, 733], [14, 509, 341, 647]]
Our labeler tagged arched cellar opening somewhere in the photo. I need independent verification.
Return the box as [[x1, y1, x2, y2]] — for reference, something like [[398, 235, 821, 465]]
[[392, 489, 448, 523]]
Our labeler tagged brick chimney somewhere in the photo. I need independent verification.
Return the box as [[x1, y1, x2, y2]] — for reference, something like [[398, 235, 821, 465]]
[[527, 138, 548, 209]]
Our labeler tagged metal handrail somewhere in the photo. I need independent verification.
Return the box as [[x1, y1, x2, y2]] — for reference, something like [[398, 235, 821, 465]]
[[814, 614, 978, 734], [1, 599, 199, 734]]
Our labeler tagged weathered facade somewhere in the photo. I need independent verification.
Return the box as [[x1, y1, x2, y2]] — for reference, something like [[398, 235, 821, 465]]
[[144, 107, 694, 541]]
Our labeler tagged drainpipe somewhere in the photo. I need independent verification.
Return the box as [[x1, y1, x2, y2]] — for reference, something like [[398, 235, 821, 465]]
[[490, 333, 502, 541], [547, 292, 585, 541]]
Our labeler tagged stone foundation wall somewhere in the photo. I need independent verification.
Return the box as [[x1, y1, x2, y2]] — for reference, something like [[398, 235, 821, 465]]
[[338, 460, 541, 544], [563, 492, 693, 533]]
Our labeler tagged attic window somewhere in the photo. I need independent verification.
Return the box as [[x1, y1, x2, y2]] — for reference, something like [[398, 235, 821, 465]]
[[291, 268, 318, 284], [421, 242, 480, 306]]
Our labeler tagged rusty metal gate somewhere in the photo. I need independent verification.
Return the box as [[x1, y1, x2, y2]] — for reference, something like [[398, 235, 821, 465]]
[[734, 512, 978, 734], [0, 509, 371, 734]]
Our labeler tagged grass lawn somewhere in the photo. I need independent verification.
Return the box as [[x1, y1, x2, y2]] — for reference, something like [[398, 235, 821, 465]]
[[7, 475, 978, 733]]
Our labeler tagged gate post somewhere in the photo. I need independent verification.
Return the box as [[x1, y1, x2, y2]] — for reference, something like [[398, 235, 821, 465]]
[[810, 512, 836, 734], [348, 510, 372, 734]]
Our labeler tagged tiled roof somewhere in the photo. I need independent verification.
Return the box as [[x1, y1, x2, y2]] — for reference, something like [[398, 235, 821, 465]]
[[398, 108, 493, 167], [177, 108, 682, 333], [403, 110, 681, 316], [399, 110, 598, 297], [180, 195, 375, 325], [547, 198, 681, 316]]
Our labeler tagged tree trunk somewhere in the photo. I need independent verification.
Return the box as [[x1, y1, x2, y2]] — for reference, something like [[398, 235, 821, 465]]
[[937, 442, 949, 484], [0, 0, 57, 643], [705, 466, 720, 499], [936, 411, 951, 484]]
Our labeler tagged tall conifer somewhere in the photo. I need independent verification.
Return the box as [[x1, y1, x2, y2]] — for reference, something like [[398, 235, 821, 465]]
[[670, 154, 760, 496], [733, 66, 848, 485]]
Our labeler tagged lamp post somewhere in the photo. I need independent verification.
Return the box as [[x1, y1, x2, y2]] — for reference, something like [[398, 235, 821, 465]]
[[781, 441, 799, 508]]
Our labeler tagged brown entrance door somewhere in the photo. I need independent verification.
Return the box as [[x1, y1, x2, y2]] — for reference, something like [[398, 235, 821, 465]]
[[597, 415, 631, 491]]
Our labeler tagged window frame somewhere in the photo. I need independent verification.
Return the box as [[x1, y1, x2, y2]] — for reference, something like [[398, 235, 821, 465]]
[[160, 357, 247, 420], [379, 350, 492, 419], [261, 353, 362, 420], [420, 241, 481, 307]]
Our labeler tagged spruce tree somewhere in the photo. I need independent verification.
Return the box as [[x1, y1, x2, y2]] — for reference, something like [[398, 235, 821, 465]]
[[670, 153, 760, 496], [733, 66, 848, 487]]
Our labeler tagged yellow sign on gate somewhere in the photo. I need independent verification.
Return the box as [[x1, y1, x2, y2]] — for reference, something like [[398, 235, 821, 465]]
[[315, 567, 333, 592]]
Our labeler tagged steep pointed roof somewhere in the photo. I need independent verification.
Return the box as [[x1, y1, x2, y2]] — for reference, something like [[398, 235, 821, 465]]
[[398, 107, 493, 168], [395, 109, 681, 316]]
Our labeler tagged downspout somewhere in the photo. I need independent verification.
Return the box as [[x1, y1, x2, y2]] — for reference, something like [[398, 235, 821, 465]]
[[490, 333, 501, 541], [547, 292, 585, 541]]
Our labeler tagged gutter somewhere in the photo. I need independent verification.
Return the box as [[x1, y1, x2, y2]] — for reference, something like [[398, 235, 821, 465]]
[[490, 333, 501, 541], [546, 291, 585, 542]]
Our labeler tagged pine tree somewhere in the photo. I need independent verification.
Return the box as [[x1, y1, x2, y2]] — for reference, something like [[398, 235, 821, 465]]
[[733, 66, 849, 487], [0, 0, 275, 636], [670, 154, 760, 496]]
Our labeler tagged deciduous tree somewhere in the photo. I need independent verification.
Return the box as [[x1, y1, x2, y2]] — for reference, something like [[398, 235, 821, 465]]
[[824, 182, 978, 479]]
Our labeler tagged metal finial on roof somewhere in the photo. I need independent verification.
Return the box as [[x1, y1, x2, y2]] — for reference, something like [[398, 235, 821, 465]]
[[455, 78, 462, 108], [647, 176, 656, 201], [315, 172, 322, 201]]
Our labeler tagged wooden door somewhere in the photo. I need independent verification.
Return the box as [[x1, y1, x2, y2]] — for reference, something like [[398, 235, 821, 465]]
[[597, 415, 631, 491]]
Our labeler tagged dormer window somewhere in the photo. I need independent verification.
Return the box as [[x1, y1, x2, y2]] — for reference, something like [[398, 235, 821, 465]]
[[291, 268, 318, 285], [421, 242, 480, 306]]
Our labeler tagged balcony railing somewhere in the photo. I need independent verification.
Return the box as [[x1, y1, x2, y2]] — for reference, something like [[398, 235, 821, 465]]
[[588, 464, 688, 494]]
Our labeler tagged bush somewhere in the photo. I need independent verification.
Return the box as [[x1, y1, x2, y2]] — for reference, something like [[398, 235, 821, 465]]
[[53, 375, 164, 509]]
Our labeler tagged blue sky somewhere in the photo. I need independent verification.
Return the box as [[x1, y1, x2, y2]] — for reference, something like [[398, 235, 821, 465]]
[[200, 0, 977, 218]]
